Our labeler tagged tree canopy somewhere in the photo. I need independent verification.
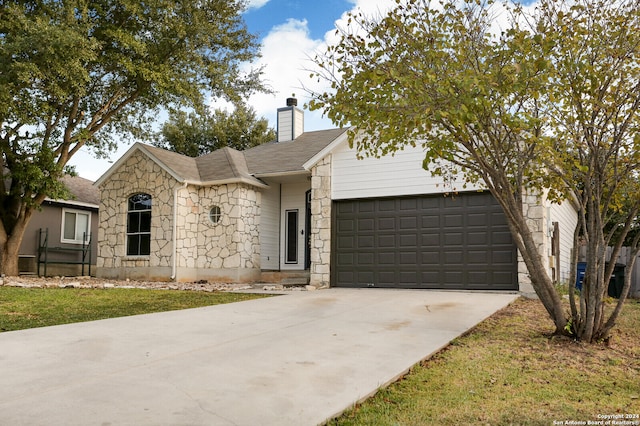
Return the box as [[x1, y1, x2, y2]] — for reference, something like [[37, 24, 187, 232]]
[[310, 0, 640, 342], [155, 103, 276, 156], [0, 0, 266, 275]]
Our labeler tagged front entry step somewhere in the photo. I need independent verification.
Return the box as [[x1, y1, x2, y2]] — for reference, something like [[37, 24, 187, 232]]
[[259, 271, 310, 287]]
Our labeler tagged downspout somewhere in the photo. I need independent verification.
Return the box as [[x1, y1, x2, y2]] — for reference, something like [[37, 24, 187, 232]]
[[171, 183, 188, 280]]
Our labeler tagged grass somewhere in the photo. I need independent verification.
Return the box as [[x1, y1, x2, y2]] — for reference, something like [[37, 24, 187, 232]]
[[0, 287, 268, 332], [330, 298, 640, 426]]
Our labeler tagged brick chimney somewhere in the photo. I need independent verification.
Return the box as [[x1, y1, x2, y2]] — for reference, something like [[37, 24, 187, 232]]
[[277, 97, 304, 142]]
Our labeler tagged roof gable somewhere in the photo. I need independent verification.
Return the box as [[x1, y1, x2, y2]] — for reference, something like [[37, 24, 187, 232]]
[[196, 147, 255, 183]]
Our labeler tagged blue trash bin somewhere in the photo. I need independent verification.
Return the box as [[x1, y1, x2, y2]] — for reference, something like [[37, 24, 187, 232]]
[[576, 262, 587, 290]]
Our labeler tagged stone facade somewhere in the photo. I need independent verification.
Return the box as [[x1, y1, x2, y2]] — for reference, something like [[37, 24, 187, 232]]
[[309, 154, 332, 287], [518, 190, 551, 295], [97, 150, 175, 280], [174, 184, 261, 282], [97, 150, 261, 282]]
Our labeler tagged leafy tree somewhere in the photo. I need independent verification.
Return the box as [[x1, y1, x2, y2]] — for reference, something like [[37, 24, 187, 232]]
[[309, 0, 640, 342], [0, 0, 265, 275], [156, 102, 276, 156]]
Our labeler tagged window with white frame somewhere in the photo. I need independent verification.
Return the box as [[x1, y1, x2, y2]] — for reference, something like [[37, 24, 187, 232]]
[[61, 208, 91, 244]]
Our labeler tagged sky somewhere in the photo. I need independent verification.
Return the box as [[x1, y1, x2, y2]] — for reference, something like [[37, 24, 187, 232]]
[[69, 0, 398, 181], [69, 0, 533, 181]]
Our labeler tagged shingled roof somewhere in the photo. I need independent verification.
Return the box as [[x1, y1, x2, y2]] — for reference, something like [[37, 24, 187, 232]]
[[96, 127, 349, 188], [3, 167, 99, 208], [244, 128, 349, 176], [44, 175, 100, 208]]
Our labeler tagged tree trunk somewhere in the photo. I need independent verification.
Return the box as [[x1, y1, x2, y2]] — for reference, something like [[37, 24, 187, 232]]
[[0, 238, 21, 276], [0, 212, 32, 277], [518, 230, 568, 334], [491, 185, 568, 334]]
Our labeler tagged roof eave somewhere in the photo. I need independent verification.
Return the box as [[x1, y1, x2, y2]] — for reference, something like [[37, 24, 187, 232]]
[[253, 170, 309, 179], [45, 198, 99, 210], [302, 128, 352, 170], [183, 176, 269, 189]]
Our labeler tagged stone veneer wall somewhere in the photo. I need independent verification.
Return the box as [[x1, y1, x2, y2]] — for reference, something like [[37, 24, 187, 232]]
[[309, 155, 332, 287], [174, 183, 261, 282], [97, 150, 175, 280], [518, 190, 551, 296], [97, 149, 261, 282]]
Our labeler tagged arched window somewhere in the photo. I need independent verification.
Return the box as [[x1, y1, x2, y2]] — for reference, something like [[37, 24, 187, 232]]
[[127, 193, 152, 256]]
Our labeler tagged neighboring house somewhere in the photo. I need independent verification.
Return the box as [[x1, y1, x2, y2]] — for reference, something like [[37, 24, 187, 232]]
[[95, 98, 577, 294], [19, 175, 99, 276]]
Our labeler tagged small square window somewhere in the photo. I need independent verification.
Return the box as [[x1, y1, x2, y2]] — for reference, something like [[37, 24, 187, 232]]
[[209, 206, 222, 224]]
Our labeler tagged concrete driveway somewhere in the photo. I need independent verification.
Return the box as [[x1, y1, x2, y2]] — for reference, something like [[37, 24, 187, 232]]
[[0, 289, 518, 426]]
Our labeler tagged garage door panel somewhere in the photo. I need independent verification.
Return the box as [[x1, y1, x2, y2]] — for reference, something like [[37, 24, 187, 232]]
[[444, 232, 463, 245], [378, 234, 396, 248], [444, 250, 463, 263], [337, 271, 354, 283], [357, 235, 375, 248], [421, 233, 440, 245], [422, 251, 440, 263], [468, 250, 489, 264], [467, 232, 488, 245], [337, 219, 355, 232], [378, 271, 397, 285], [492, 249, 515, 264], [359, 201, 375, 212], [337, 236, 355, 249], [468, 272, 490, 286], [400, 198, 418, 210], [492, 271, 516, 286], [357, 270, 374, 283], [358, 219, 375, 231], [379, 199, 396, 211], [400, 271, 418, 283], [493, 231, 513, 244], [378, 251, 395, 264], [422, 215, 440, 227], [336, 252, 354, 265], [378, 217, 396, 230], [332, 192, 518, 290], [399, 251, 417, 264], [399, 234, 417, 248], [491, 211, 508, 225], [444, 271, 463, 283], [445, 214, 463, 227], [400, 216, 417, 229], [422, 271, 440, 283], [467, 213, 488, 226], [358, 252, 375, 265]]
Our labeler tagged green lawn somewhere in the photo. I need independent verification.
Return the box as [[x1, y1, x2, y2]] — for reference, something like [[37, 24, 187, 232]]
[[0, 287, 268, 332], [331, 298, 640, 426]]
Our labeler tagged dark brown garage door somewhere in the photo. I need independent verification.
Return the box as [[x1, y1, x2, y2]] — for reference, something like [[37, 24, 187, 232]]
[[332, 192, 518, 290]]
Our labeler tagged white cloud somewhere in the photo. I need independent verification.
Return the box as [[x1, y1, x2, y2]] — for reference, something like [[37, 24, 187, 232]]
[[244, 18, 329, 130], [243, 0, 398, 132], [245, 0, 270, 11]]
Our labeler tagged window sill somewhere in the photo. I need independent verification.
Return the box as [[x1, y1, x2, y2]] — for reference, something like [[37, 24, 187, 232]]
[[61, 239, 90, 245]]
